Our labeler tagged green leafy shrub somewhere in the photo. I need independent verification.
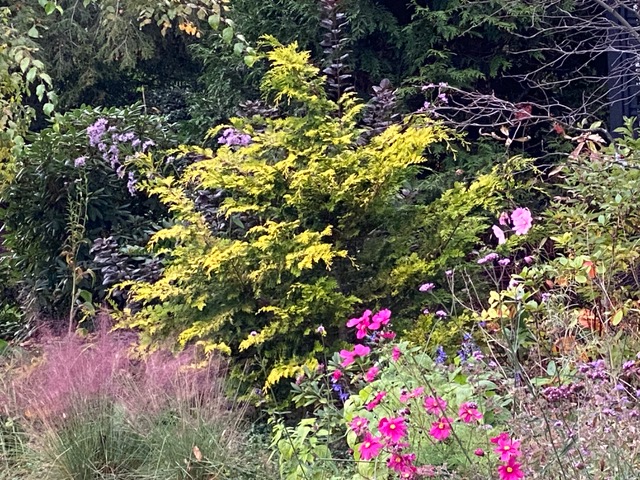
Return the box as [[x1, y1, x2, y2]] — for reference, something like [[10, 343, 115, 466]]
[[119, 39, 524, 390], [0, 104, 175, 322]]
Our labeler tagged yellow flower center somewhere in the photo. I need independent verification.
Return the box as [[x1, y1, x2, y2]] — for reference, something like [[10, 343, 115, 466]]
[[439, 423, 445, 429], [507, 467, 513, 473], [364, 442, 371, 448], [356, 421, 362, 426], [395, 457, 401, 463], [390, 424, 396, 430], [504, 446, 510, 451]]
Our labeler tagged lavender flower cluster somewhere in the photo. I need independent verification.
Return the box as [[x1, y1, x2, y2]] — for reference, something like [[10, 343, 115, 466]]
[[218, 128, 251, 147], [74, 118, 157, 196]]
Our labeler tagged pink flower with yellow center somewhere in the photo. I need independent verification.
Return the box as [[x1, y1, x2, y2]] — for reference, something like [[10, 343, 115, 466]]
[[498, 457, 524, 480], [429, 417, 454, 441], [424, 396, 447, 415], [359, 432, 383, 460], [494, 437, 521, 461], [378, 417, 407, 443], [458, 402, 483, 423], [349, 416, 368, 435]]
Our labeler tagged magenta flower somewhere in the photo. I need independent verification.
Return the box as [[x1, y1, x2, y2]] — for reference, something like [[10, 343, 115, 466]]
[[511, 207, 532, 235], [378, 417, 408, 443], [494, 437, 522, 461], [392, 346, 402, 362], [331, 370, 343, 382], [387, 453, 416, 473], [381, 331, 396, 340], [474, 448, 485, 457], [346, 310, 372, 339], [365, 366, 379, 382], [349, 416, 369, 435], [419, 283, 435, 292], [458, 402, 483, 423], [339, 344, 371, 367], [498, 457, 525, 480], [365, 390, 387, 411], [492, 225, 506, 245], [490, 432, 510, 444], [429, 417, 453, 441], [359, 432, 383, 460], [399, 386, 424, 403], [424, 396, 447, 414], [369, 308, 391, 330]]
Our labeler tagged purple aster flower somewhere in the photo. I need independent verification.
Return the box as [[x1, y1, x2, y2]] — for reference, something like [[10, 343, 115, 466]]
[[87, 118, 108, 147], [127, 171, 137, 195]]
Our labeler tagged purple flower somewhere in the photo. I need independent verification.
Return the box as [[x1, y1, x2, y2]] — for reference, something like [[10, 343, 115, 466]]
[[142, 139, 156, 152], [435, 345, 447, 364], [523, 255, 534, 264], [498, 258, 511, 267], [445, 270, 453, 277], [435, 310, 447, 318], [87, 118, 108, 147], [419, 282, 435, 292], [74, 156, 87, 168], [437, 92, 448, 104], [477, 252, 499, 264], [218, 128, 251, 147], [127, 172, 137, 195]]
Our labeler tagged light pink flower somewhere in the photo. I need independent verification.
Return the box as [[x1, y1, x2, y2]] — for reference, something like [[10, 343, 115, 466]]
[[511, 208, 532, 235], [499, 212, 510, 226], [419, 283, 435, 292], [492, 225, 506, 245]]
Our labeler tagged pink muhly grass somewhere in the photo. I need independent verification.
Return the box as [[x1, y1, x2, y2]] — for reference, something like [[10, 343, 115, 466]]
[[4, 323, 228, 426]]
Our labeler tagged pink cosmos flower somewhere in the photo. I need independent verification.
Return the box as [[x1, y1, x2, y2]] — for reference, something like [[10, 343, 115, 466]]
[[349, 416, 369, 435], [492, 225, 506, 245], [378, 417, 408, 443], [429, 417, 454, 441], [490, 432, 510, 444], [400, 386, 424, 403], [494, 437, 522, 461], [498, 457, 525, 480], [387, 453, 416, 473], [424, 396, 448, 414], [365, 390, 387, 411], [359, 432, 383, 460], [339, 344, 371, 367], [511, 207, 532, 235], [365, 366, 379, 382], [458, 402, 483, 423], [369, 308, 391, 330], [474, 448, 485, 457], [331, 370, 343, 382], [392, 346, 402, 362]]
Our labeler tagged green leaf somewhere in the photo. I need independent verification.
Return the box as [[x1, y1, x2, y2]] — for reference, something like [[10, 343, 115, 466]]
[[208, 14, 220, 29], [612, 309, 624, 326], [28, 26, 40, 38], [233, 42, 244, 55], [222, 26, 234, 43], [44, 2, 56, 15], [43, 103, 55, 116], [19, 57, 30, 73], [575, 274, 587, 284], [26, 67, 37, 84], [36, 84, 45, 101], [244, 55, 257, 67]]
